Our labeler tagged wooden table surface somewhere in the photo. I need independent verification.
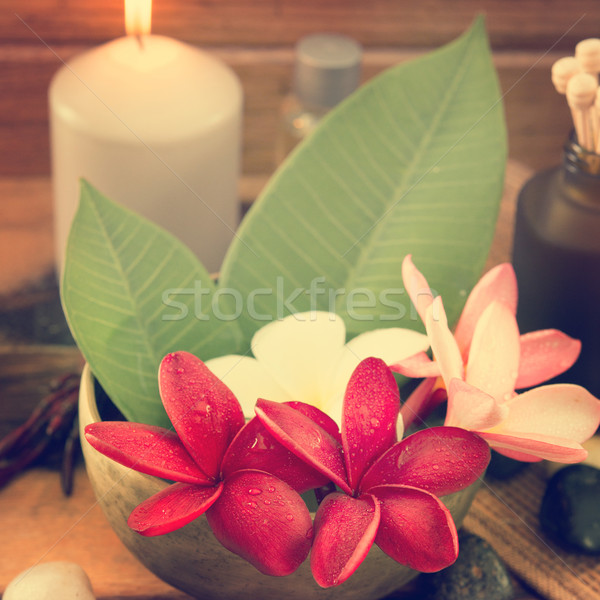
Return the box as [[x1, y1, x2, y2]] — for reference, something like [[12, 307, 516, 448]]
[[0, 163, 547, 599]]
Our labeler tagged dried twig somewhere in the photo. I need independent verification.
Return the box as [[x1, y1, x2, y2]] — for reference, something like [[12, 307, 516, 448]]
[[0, 374, 80, 495]]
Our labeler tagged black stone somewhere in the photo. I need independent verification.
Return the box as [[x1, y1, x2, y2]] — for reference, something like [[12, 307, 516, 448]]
[[539, 464, 600, 555], [418, 532, 513, 600]]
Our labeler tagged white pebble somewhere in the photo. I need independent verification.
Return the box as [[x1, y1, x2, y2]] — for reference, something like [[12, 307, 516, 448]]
[[3, 561, 95, 600]]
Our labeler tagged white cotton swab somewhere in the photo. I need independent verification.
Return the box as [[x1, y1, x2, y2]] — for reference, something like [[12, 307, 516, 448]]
[[552, 56, 582, 94], [566, 72, 598, 151], [575, 38, 600, 78]]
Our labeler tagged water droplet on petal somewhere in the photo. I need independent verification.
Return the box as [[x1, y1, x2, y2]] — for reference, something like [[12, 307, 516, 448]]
[[248, 488, 262, 496], [311, 430, 322, 447], [268, 486, 276, 493], [285, 514, 294, 522], [370, 418, 380, 428], [176, 368, 184, 374], [432, 464, 439, 470], [247, 501, 257, 509]]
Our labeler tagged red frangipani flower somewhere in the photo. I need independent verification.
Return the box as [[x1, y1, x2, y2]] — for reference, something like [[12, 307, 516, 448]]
[[255, 357, 490, 587], [84, 351, 328, 576]]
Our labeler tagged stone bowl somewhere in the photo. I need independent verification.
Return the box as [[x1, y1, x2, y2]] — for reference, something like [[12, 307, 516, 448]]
[[79, 364, 481, 600]]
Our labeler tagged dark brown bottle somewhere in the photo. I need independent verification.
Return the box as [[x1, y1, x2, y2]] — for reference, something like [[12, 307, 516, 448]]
[[512, 136, 600, 396]]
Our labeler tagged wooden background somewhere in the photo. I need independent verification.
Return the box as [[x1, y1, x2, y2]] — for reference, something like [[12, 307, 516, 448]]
[[2, 0, 600, 182]]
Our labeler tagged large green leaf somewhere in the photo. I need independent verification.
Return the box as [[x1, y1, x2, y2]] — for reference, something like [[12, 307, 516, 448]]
[[220, 17, 506, 347], [61, 180, 244, 427]]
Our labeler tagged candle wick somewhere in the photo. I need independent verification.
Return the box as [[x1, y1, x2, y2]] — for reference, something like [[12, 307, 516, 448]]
[[135, 34, 144, 50]]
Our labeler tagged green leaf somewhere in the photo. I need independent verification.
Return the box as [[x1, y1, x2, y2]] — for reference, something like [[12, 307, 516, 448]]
[[220, 17, 506, 346], [61, 180, 244, 427]]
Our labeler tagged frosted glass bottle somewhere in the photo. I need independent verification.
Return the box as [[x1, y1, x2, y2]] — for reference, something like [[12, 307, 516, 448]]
[[275, 33, 362, 164], [512, 136, 600, 396]]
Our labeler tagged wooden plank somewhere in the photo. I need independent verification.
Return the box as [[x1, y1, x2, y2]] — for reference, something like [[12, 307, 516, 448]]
[[2, 0, 599, 50]]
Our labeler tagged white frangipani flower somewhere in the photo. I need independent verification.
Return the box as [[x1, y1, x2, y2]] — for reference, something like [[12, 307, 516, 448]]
[[206, 311, 429, 424]]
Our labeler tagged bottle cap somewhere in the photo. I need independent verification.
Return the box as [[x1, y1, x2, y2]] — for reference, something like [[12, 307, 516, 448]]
[[293, 34, 362, 109]]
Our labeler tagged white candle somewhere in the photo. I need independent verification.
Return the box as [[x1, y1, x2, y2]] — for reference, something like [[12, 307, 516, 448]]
[[49, 2, 242, 274]]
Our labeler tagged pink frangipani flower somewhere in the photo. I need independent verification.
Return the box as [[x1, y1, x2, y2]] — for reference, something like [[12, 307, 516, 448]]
[[256, 357, 490, 587], [426, 297, 600, 462], [84, 351, 329, 576], [394, 255, 582, 427]]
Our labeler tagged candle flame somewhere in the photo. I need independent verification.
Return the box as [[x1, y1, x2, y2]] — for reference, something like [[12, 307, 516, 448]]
[[125, 0, 152, 36]]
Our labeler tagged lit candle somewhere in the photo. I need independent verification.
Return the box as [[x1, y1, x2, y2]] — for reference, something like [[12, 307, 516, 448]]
[[49, 0, 243, 273]]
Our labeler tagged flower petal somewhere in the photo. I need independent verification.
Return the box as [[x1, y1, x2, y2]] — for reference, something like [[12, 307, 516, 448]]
[[360, 427, 490, 497], [346, 327, 431, 365], [390, 352, 441, 379], [159, 351, 245, 479], [497, 384, 600, 443], [399, 378, 442, 431], [402, 254, 434, 325], [426, 297, 464, 387], [221, 416, 329, 493], [84, 422, 211, 484], [255, 398, 351, 493], [478, 431, 588, 463], [466, 301, 520, 402], [205, 354, 294, 417], [342, 358, 400, 490], [445, 379, 508, 431], [454, 263, 517, 356], [285, 401, 342, 443], [206, 470, 313, 576], [250, 311, 346, 408], [324, 328, 430, 423], [516, 330, 582, 389], [310, 492, 380, 588], [128, 481, 223, 536], [373, 484, 458, 572]]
